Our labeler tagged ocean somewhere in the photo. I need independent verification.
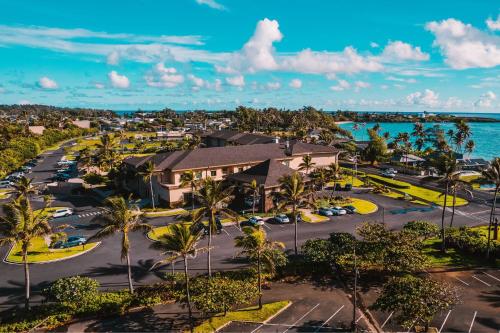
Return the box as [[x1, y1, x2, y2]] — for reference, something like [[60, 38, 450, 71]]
[[338, 122, 500, 161]]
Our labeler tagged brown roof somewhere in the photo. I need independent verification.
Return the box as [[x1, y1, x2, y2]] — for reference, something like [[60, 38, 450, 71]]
[[204, 130, 275, 145], [226, 159, 298, 188], [123, 141, 339, 172]]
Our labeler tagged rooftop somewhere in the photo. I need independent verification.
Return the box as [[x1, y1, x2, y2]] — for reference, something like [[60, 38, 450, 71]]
[[226, 158, 299, 188]]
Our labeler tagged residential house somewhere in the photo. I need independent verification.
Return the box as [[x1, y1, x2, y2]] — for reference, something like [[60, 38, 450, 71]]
[[202, 130, 277, 147]]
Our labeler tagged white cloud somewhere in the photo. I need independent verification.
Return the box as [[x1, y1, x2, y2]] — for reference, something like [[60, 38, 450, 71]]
[[330, 79, 351, 91], [107, 51, 120, 65], [354, 81, 371, 92], [38, 76, 58, 89], [213, 79, 222, 91], [266, 82, 281, 90], [382, 41, 429, 61], [386, 76, 417, 83], [289, 79, 302, 89], [94, 83, 105, 89], [187, 74, 205, 87], [225, 75, 245, 87], [426, 18, 500, 69], [145, 63, 184, 88], [486, 15, 500, 31], [406, 89, 440, 107], [370, 42, 379, 48], [474, 91, 497, 107], [108, 70, 130, 89], [195, 0, 226, 11]]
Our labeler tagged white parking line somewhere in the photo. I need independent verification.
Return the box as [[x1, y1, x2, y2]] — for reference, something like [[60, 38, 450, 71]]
[[454, 276, 470, 286], [438, 310, 452, 333], [314, 305, 344, 332], [222, 229, 231, 236], [282, 303, 320, 333], [381, 311, 393, 328], [263, 224, 271, 230], [355, 314, 364, 323], [483, 272, 500, 282], [468, 311, 477, 333], [472, 275, 491, 287]]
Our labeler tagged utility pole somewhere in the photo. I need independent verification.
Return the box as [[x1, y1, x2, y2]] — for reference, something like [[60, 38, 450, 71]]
[[351, 246, 358, 332]]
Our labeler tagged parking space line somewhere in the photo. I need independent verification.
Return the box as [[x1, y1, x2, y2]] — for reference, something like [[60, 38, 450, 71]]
[[282, 303, 320, 333], [438, 310, 452, 333], [483, 272, 500, 282], [381, 311, 393, 328], [263, 224, 271, 230], [250, 324, 264, 333], [314, 305, 344, 332], [468, 311, 477, 333], [472, 275, 491, 287], [222, 229, 231, 236], [355, 314, 364, 323], [454, 276, 470, 286]]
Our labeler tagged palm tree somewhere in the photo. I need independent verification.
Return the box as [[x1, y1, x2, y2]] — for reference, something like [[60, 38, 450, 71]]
[[180, 170, 198, 211], [89, 196, 152, 293], [435, 153, 457, 252], [193, 177, 235, 276], [139, 161, 156, 209], [13, 176, 36, 199], [234, 227, 285, 309], [310, 167, 328, 191], [465, 140, 475, 158], [447, 178, 473, 228], [482, 158, 500, 258], [278, 172, 311, 255], [298, 155, 315, 175], [0, 196, 53, 309], [412, 122, 426, 152], [244, 179, 260, 214], [151, 224, 204, 325], [327, 162, 342, 197], [95, 134, 118, 171]]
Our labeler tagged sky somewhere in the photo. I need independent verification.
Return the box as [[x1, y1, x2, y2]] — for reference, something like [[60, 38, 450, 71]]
[[0, 0, 499, 112]]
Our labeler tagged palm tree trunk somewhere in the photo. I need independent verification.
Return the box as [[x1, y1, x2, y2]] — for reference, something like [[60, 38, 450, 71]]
[[486, 187, 498, 259], [184, 256, 193, 327], [207, 211, 213, 277], [23, 252, 30, 310], [252, 192, 256, 214], [293, 204, 298, 255], [126, 251, 134, 293], [149, 179, 155, 209], [191, 185, 195, 211], [257, 252, 262, 309], [450, 192, 457, 227], [440, 182, 449, 252]]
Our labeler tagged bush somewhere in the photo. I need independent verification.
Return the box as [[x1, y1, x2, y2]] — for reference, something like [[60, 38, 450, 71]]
[[43, 276, 99, 310], [404, 221, 439, 240], [445, 226, 499, 257], [83, 172, 107, 185]]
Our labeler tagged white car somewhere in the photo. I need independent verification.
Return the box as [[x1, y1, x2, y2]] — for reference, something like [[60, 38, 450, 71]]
[[52, 208, 73, 218], [0, 180, 14, 188], [381, 171, 396, 178], [248, 216, 265, 226], [330, 207, 347, 216]]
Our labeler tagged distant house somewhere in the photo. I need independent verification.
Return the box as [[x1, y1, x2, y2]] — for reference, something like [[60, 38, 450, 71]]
[[391, 153, 425, 167], [457, 158, 490, 171], [202, 130, 277, 147], [72, 120, 91, 129], [28, 126, 46, 135]]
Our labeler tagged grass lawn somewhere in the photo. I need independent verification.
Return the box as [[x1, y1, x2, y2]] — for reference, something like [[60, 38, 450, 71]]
[[301, 210, 329, 223], [367, 174, 468, 207], [143, 208, 188, 218], [194, 301, 290, 333], [380, 191, 429, 206], [347, 198, 378, 214], [6, 237, 99, 264], [0, 189, 11, 200], [327, 176, 364, 188]]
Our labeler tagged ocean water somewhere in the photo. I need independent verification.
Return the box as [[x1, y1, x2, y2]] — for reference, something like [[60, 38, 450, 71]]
[[339, 122, 500, 160]]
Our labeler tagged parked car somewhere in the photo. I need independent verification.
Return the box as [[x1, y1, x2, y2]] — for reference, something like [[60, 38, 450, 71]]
[[343, 205, 357, 214], [381, 170, 396, 178], [274, 214, 290, 223], [334, 183, 342, 191], [52, 208, 73, 218], [20, 165, 32, 172], [8, 172, 24, 180], [62, 236, 87, 248], [344, 184, 352, 191], [318, 207, 333, 216], [57, 160, 75, 166], [386, 168, 398, 174], [248, 216, 265, 227], [0, 180, 14, 188], [330, 206, 347, 216]]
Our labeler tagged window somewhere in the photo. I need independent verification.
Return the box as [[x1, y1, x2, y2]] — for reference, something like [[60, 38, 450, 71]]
[[211, 170, 217, 177], [195, 171, 202, 179], [222, 168, 228, 175], [238, 167, 243, 172]]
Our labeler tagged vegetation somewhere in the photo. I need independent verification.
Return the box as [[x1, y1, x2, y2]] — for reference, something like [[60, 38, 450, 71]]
[[482, 157, 500, 258]]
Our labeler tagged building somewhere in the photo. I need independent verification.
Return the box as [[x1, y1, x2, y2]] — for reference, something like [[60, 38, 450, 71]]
[[122, 140, 340, 208], [391, 153, 425, 167], [72, 120, 91, 129], [28, 126, 46, 135], [202, 130, 277, 147], [457, 158, 490, 171]]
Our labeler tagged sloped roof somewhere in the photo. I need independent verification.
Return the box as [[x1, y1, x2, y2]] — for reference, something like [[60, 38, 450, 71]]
[[226, 159, 298, 188], [204, 130, 275, 145]]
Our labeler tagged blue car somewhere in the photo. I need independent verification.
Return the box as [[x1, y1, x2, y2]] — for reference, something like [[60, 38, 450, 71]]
[[63, 236, 87, 248], [318, 207, 333, 216]]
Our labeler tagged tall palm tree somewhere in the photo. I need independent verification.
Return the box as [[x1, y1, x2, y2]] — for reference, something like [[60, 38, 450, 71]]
[[234, 227, 285, 309], [192, 177, 235, 276], [310, 167, 328, 191], [13, 176, 36, 199], [447, 178, 473, 228], [89, 196, 152, 293], [298, 155, 315, 175], [180, 170, 198, 211], [151, 224, 204, 325], [0, 196, 53, 309], [327, 162, 342, 197], [139, 161, 156, 209], [465, 140, 475, 158], [244, 179, 260, 214], [278, 172, 311, 255], [412, 122, 426, 152], [96, 134, 118, 171], [482, 158, 500, 258], [435, 153, 457, 252]]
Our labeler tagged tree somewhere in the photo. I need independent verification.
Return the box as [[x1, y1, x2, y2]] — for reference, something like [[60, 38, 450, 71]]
[[180, 170, 198, 211], [244, 179, 260, 214], [13, 176, 36, 199], [412, 122, 426, 151], [139, 161, 156, 209], [95, 133, 118, 171], [234, 227, 285, 308], [89, 196, 152, 293], [403, 221, 439, 240], [151, 224, 203, 324], [482, 157, 500, 258], [193, 177, 235, 276], [278, 172, 311, 255], [327, 162, 342, 196], [0, 196, 54, 309], [364, 128, 387, 165], [298, 155, 315, 175], [372, 275, 459, 331], [434, 153, 457, 252], [447, 179, 473, 227], [310, 167, 328, 191]]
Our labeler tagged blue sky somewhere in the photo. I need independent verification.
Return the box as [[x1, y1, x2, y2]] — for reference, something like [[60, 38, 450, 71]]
[[0, 0, 499, 112]]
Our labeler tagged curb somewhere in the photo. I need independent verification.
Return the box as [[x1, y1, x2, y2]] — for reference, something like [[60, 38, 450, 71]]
[[3, 242, 101, 265]]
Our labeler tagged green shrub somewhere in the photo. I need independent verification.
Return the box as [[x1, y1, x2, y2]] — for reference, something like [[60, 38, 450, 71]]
[[83, 172, 107, 185], [404, 221, 439, 240], [43, 276, 99, 310]]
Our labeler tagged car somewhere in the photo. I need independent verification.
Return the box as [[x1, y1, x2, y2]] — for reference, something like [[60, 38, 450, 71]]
[[20, 165, 32, 172], [334, 183, 342, 191], [318, 207, 333, 216], [62, 236, 87, 248], [330, 206, 347, 216], [386, 168, 398, 174], [381, 171, 396, 178], [343, 205, 357, 214], [52, 208, 73, 218], [56, 168, 70, 173], [0, 180, 14, 188], [344, 183, 352, 191], [248, 216, 265, 227], [8, 172, 24, 180], [274, 214, 290, 223], [57, 160, 75, 166]]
